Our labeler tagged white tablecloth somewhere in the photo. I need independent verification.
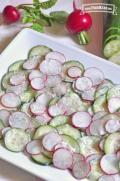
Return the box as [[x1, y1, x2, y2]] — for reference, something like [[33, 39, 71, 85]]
[[0, 1, 83, 181]]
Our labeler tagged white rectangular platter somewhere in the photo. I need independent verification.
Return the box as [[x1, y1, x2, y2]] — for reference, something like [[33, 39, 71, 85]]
[[0, 28, 120, 181]]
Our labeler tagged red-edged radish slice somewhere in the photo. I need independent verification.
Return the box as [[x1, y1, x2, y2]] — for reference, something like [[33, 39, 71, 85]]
[[48, 104, 65, 117], [10, 73, 26, 86], [9, 112, 30, 130], [30, 77, 45, 90], [53, 148, 73, 169], [39, 59, 62, 75], [84, 67, 104, 86], [36, 112, 51, 124], [72, 111, 92, 129], [81, 87, 96, 101], [73, 153, 85, 165], [89, 119, 107, 136], [30, 102, 46, 116], [54, 142, 72, 152], [108, 97, 120, 113], [99, 139, 105, 151], [72, 159, 91, 179], [7, 81, 29, 95], [0, 109, 10, 126], [92, 111, 108, 122], [42, 132, 62, 151], [100, 154, 119, 175], [26, 140, 42, 155], [45, 75, 62, 87], [75, 77, 93, 92], [86, 154, 102, 163], [29, 70, 46, 81], [67, 66, 82, 78], [36, 93, 52, 106], [45, 51, 66, 64], [1, 127, 11, 136], [98, 175, 114, 181], [105, 119, 120, 133], [23, 58, 39, 70], [1, 93, 21, 108]]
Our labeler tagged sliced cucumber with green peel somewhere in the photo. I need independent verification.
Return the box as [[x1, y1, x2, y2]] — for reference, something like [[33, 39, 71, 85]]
[[62, 61, 84, 82], [93, 94, 108, 113], [1, 72, 14, 90], [28, 45, 52, 58], [32, 153, 52, 165], [104, 40, 120, 58], [107, 85, 120, 100], [8, 60, 24, 72], [109, 51, 120, 65], [4, 128, 30, 152], [33, 125, 57, 139], [20, 89, 35, 103], [78, 136, 101, 157], [56, 124, 81, 140], [50, 115, 69, 127], [104, 132, 120, 154], [62, 134, 80, 153]]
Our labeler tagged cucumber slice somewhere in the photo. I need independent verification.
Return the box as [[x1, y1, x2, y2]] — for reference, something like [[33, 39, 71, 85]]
[[50, 115, 69, 127], [48, 97, 59, 106], [107, 85, 120, 100], [109, 51, 120, 65], [104, 132, 120, 154], [1, 72, 14, 90], [104, 40, 120, 58], [32, 153, 52, 165], [93, 95, 108, 113], [33, 125, 57, 139], [28, 45, 52, 58], [4, 128, 30, 152], [0, 120, 4, 139], [20, 89, 35, 103], [95, 87, 110, 99], [56, 124, 81, 140], [104, 35, 120, 46], [78, 136, 101, 157], [8, 60, 24, 72], [62, 61, 84, 82], [62, 134, 80, 153]]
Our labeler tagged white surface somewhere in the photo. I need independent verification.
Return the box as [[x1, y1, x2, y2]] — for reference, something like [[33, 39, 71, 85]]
[[1, 28, 120, 181]]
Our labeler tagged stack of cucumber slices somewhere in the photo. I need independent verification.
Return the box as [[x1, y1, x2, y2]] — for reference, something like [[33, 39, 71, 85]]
[[0, 45, 120, 180]]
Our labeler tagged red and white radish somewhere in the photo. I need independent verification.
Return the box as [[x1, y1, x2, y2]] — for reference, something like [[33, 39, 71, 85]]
[[75, 77, 93, 91], [30, 77, 45, 90], [26, 140, 42, 155], [1, 93, 21, 108], [45, 51, 66, 64], [67, 66, 82, 78]]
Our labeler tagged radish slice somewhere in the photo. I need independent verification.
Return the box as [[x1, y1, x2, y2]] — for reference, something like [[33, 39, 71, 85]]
[[30, 102, 46, 116], [98, 175, 114, 181], [108, 97, 120, 113], [67, 66, 82, 78], [84, 67, 104, 86], [29, 70, 46, 81], [54, 142, 72, 152], [45, 75, 62, 87], [72, 159, 91, 179], [1, 93, 21, 108], [36, 112, 51, 124], [72, 112, 92, 129], [105, 119, 120, 133], [1, 127, 11, 136], [10, 73, 26, 86], [81, 87, 96, 101], [0, 109, 10, 126], [30, 77, 45, 90], [73, 153, 85, 165], [92, 111, 107, 122], [100, 154, 119, 175], [39, 59, 62, 75], [36, 93, 52, 106], [89, 119, 107, 136], [7, 81, 28, 95], [9, 112, 30, 130], [53, 148, 73, 169], [86, 154, 102, 163], [75, 77, 93, 92], [99, 139, 105, 151], [23, 58, 39, 70], [42, 132, 62, 151], [45, 51, 66, 64], [26, 140, 42, 155], [48, 104, 65, 117]]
